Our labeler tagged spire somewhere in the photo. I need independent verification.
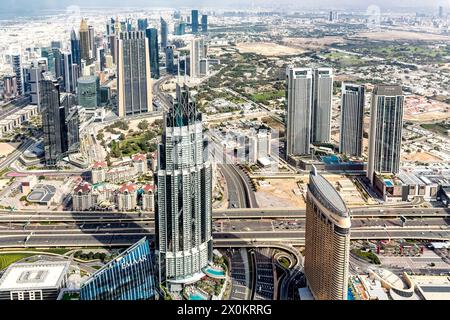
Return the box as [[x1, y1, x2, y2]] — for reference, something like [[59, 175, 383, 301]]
[[80, 18, 88, 32]]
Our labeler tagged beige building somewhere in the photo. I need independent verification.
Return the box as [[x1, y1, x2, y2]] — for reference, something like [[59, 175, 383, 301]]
[[304, 168, 351, 300], [116, 183, 138, 211], [141, 184, 154, 211], [72, 181, 94, 211], [91, 161, 108, 184], [132, 153, 148, 175]]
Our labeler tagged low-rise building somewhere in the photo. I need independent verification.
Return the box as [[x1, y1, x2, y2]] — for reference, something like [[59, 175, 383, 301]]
[[91, 161, 108, 184], [117, 183, 138, 211], [72, 181, 94, 211], [0, 261, 70, 300], [141, 184, 155, 211], [132, 153, 148, 175]]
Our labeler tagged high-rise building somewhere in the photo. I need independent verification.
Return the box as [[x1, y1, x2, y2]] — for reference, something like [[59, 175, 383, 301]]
[[11, 54, 23, 96], [41, 47, 55, 75], [117, 31, 153, 117], [145, 28, 160, 79], [189, 38, 201, 79], [304, 168, 351, 300], [191, 10, 199, 33], [80, 237, 157, 300], [88, 25, 95, 60], [160, 18, 168, 49], [339, 83, 365, 157], [367, 85, 404, 184], [201, 15, 208, 32], [165, 45, 175, 74], [285, 67, 313, 156], [70, 29, 81, 67], [77, 76, 100, 109], [438, 6, 444, 18], [29, 59, 47, 108], [174, 21, 186, 36], [312, 68, 333, 144], [155, 83, 213, 286], [137, 18, 148, 31], [41, 75, 67, 165], [79, 19, 90, 64]]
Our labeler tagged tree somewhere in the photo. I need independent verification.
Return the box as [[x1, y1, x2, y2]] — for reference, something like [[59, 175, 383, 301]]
[[138, 120, 149, 131], [119, 133, 126, 141], [96, 132, 104, 141]]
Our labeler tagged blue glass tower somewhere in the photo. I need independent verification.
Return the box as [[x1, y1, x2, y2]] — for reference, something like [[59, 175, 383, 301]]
[[191, 10, 199, 33], [80, 238, 157, 300]]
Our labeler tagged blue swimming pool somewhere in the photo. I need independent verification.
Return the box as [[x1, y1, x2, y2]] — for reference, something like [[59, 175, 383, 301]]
[[347, 289, 355, 300], [189, 293, 208, 300], [204, 267, 225, 277]]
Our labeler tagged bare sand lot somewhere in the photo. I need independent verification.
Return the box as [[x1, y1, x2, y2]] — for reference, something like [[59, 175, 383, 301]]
[[235, 42, 306, 56], [281, 36, 345, 50], [255, 178, 306, 208], [351, 30, 450, 42], [0, 142, 19, 158], [402, 151, 442, 163], [404, 96, 450, 122]]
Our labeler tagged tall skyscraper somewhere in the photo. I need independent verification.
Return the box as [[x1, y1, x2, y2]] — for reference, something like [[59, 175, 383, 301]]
[[191, 10, 199, 33], [41, 75, 67, 165], [166, 45, 175, 74], [340, 83, 365, 157], [11, 54, 23, 96], [155, 83, 213, 286], [312, 68, 333, 144], [367, 85, 404, 184], [117, 31, 153, 117], [137, 18, 148, 31], [438, 6, 444, 18], [285, 67, 313, 156], [88, 25, 95, 59], [174, 21, 186, 35], [79, 19, 90, 64], [145, 28, 160, 79], [29, 60, 47, 108], [201, 15, 208, 32], [160, 18, 168, 50], [70, 29, 81, 67], [189, 38, 201, 79], [304, 167, 351, 300], [77, 76, 100, 109], [41, 47, 55, 75], [80, 238, 157, 300]]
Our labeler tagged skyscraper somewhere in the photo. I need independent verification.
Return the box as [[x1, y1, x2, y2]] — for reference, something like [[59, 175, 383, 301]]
[[70, 29, 81, 67], [438, 6, 444, 18], [80, 238, 157, 300], [312, 68, 333, 144], [145, 28, 160, 79], [367, 85, 404, 184], [79, 19, 90, 64], [137, 18, 148, 31], [117, 31, 153, 117], [340, 83, 365, 157], [304, 167, 351, 300], [160, 18, 168, 50], [88, 25, 95, 60], [77, 76, 100, 109], [189, 38, 201, 79], [40, 75, 67, 165], [166, 45, 175, 74], [285, 67, 313, 156], [201, 15, 208, 32], [29, 60, 47, 109], [11, 54, 23, 96], [155, 83, 213, 286], [191, 10, 199, 33]]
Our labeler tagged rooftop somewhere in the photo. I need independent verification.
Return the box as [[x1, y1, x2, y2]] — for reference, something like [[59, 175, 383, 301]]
[[373, 84, 403, 96], [309, 168, 348, 217], [0, 261, 70, 291]]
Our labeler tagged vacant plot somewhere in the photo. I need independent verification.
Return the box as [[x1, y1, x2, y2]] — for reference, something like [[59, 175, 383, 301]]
[[236, 42, 305, 56], [352, 30, 450, 42], [281, 36, 345, 50], [402, 151, 443, 162], [0, 142, 19, 157]]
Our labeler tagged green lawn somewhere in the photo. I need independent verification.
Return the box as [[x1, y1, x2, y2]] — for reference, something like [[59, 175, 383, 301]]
[[251, 90, 284, 103], [0, 253, 34, 270]]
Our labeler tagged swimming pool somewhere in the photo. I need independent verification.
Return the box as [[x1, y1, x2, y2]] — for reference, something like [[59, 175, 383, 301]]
[[189, 293, 208, 300], [347, 289, 355, 300], [203, 266, 226, 278]]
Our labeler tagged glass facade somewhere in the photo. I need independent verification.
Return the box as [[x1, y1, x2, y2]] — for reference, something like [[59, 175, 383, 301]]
[[80, 238, 157, 300]]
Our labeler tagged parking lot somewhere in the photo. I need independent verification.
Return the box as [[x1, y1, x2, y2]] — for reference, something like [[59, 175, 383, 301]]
[[253, 248, 275, 300]]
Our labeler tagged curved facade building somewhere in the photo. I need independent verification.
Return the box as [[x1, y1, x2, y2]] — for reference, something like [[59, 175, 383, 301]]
[[155, 83, 213, 286], [304, 168, 351, 300]]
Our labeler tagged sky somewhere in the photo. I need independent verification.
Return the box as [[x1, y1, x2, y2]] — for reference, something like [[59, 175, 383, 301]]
[[0, 0, 447, 14]]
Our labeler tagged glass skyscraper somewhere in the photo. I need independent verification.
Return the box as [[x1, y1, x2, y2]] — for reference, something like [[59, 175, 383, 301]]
[[155, 83, 213, 286], [160, 18, 168, 50], [340, 83, 365, 157], [191, 10, 199, 33], [80, 238, 157, 300], [77, 76, 100, 109], [145, 28, 160, 79]]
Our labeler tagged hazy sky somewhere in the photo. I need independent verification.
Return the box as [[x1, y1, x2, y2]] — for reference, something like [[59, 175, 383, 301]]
[[1, 0, 447, 13]]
